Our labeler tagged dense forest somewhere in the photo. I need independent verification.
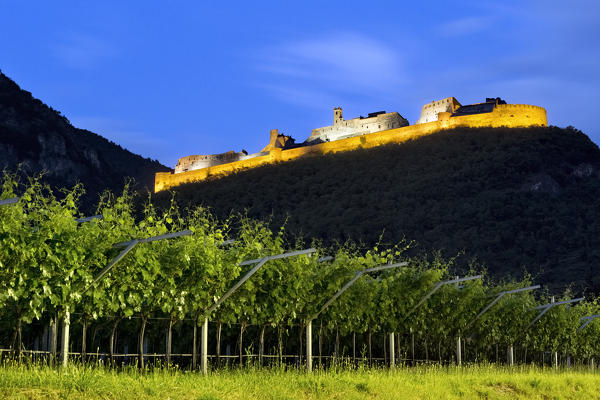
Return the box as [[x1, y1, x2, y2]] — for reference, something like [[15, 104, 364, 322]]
[[156, 126, 600, 293], [0, 70, 170, 207]]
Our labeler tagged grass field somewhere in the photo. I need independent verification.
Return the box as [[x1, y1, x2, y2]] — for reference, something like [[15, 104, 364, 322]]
[[0, 363, 599, 399]]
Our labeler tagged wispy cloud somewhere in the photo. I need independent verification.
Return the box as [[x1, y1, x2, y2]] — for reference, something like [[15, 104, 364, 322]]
[[254, 32, 407, 107], [268, 32, 403, 87], [437, 16, 494, 37], [253, 83, 341, 110], [52, 33, 116, 69]]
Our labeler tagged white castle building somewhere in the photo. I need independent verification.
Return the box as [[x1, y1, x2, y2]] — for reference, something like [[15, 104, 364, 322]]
[[306, 108, 409, 143], [415, 97, 462, 124]]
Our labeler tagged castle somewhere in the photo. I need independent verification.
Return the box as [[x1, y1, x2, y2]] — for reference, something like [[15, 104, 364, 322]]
[[156, 97, 547, 192]]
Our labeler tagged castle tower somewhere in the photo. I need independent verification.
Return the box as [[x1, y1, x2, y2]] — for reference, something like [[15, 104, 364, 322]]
[[269, 129, 279, 144], [260, 129, 280, 152], [333, 107, 343, 125]]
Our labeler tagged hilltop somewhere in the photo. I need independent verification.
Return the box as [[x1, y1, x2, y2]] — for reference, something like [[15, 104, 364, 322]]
[[0, 71, 170, 207], [155, 126, 600, 293]]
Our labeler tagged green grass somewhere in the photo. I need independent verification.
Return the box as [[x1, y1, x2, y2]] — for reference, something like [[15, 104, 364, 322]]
[[0, 363, 599, 399]]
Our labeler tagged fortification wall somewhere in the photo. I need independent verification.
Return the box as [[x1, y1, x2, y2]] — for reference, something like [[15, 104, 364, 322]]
[[155, 104, 548, 192], [451, 104, 547, 128]]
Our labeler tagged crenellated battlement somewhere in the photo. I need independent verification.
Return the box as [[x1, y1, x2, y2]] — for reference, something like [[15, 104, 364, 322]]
[[498, 104, 546, 111], [155, 97, 548, 192]]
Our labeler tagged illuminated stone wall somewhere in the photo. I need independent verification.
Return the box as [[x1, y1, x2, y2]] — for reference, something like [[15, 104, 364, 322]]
[[155, 104, 547, 192], [455, 104, 547, 128], [174, 150, 250, 173], [416, 97, 462, 124]]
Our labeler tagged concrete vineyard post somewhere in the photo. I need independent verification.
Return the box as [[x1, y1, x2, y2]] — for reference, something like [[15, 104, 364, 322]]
[[201, 317, 208, 375], [389, 332, 395, 368], [507, 345, 514, 366], [60, 308, 70, 367], [456, 336, 461, 366], [306, 320, 312, 372]]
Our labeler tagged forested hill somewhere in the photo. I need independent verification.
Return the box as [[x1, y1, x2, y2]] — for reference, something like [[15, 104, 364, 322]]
[[0, 71, 170, 207], [156, 126, 600, 293]]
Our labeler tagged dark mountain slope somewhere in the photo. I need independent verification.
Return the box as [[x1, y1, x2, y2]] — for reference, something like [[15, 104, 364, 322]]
[[156, 126, 600, 292], [0, 71, 170, 206]]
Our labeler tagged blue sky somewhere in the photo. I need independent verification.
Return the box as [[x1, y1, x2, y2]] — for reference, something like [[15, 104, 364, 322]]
[[2, 1, 599, 167]]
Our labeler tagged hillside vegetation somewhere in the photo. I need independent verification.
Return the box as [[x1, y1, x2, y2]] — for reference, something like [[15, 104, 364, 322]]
[[0, 70, 170, 207], [157, 126, 600, 292]]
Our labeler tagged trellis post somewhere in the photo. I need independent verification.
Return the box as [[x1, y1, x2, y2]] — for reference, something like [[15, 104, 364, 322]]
[[577, 314, 600, 332], [456, 336, 462, 366], [0, 197, 19, 206], [201, 317, 208, 375], [306, 320, 313, 372], [389, 333, 395, 368], [507, 345, 514, 366]]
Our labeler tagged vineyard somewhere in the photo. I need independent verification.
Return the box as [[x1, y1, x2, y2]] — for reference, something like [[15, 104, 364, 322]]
[[0, 173, 599, 375]]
